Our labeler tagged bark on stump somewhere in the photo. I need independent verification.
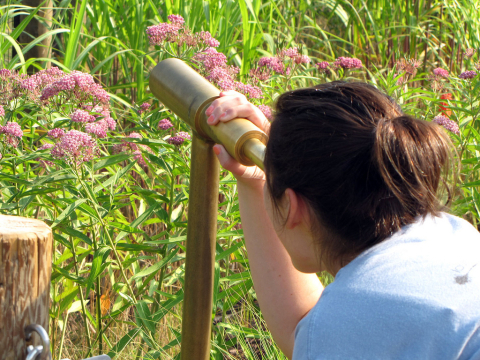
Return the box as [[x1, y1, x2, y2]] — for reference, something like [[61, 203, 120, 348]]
[[0, 215, 52, 360]]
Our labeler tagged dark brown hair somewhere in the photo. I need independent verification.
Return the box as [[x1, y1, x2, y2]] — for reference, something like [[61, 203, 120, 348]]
[[264, 81, 452, 273]]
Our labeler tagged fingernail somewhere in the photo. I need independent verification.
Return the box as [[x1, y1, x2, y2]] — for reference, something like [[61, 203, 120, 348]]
[[219, 112, 226, 120], [207, 115, 215, 124], [206, 105, 213, 115], [213, 146, 221, 156]]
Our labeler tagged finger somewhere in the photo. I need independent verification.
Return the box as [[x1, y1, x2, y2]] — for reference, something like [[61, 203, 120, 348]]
[[216, 103, 270, 132], [206, 96, 248, 122], [213, 145, 266, 180], [219, 90, 246, 98], [213, 144, 247, 177]]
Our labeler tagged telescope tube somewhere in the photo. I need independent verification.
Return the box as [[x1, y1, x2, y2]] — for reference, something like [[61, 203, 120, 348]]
[[149, 58, 267, 168]]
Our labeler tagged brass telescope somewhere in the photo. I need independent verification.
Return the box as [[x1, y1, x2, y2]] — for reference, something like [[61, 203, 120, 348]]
[[149, 58, 267, 360]]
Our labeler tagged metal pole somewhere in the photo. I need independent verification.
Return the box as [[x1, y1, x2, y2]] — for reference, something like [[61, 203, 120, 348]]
[[149, 58, 267, 359], [180, 135, 220, 360]]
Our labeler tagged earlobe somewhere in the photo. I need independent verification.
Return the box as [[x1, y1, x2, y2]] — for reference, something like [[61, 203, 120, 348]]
[[284, 188, 300, 230]]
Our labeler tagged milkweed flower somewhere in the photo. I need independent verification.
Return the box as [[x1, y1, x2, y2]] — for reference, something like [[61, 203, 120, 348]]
[[177, 131, 191, 140], [459, 70, 477, 79], [71, 109, 96, 123], [168, 131, 191, 145], [258, 56, 285, 74], [48, 128, 65, 139], [0, 105, 4, 117], [85, 122, 108, 138], [133, 150, 147, 167], [294, 55, 311, 64], [433, 115, 459, 135], [333, 57, 362, 69], [0, 121, 23, 147], [235, 82, 262, 99], [40, 71, 110, 105], [167, 14, 185, 25], [197, 31, 220, 47], [139, 102, 151, 114], [316, 61, 330, 73], [433, 68, 449, 78], [249, 67, 271, 82], [465, 48, 476, 58], [51, 130, 98, 165], [194, 47, 228, 70], [158, 119, 174, 130]]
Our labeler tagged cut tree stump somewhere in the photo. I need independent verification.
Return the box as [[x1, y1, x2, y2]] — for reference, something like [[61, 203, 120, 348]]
[[0, 215, 52, 360]]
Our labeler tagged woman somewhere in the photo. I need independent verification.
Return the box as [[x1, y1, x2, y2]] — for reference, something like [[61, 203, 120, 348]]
[[206, 82, 480, 359]]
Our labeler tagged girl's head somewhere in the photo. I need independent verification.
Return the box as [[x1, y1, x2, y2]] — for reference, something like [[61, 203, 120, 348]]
[[264, 81, 452, 274]]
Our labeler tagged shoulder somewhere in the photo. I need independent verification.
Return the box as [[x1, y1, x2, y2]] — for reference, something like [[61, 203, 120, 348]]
[[292, 213, 480, 359]]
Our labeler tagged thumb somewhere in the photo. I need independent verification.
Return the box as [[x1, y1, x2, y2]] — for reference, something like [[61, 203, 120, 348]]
[[213, 144, 266, 180]]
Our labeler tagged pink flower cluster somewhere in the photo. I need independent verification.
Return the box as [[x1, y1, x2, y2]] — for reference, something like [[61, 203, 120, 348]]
[[333, 57, 363, 69], [0, 105, 4, 117], [85, 117, 116, 138], [139, 102, 151, 114], [158, 119, 174, 130], [50, 130, 98, 165], [194, 48, 262, 98], [459, 71, 477, 79], [167, 131, 191, 145], [48, 128, 65, 139], [40, 71, 110, 106], [146, 14, 220, 49], [0, 122, 23, 148], [316, 61, 330, 73], [259, 56, 286, 74], [0, 69, 29, 104], [71, 109, 96, 123], [113, 132, 151, 167], [20, 67, 65, 93], [433, 68, 449, 78], [249, 67, 271, 82], [433, 115, 459, 135], [257, 48, 310, 79], [465, 48, 476, 58]]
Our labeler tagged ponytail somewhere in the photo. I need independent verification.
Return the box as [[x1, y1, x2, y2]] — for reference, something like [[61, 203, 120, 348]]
[[374, 115, 451, 239], [264, 81, 453, 273]]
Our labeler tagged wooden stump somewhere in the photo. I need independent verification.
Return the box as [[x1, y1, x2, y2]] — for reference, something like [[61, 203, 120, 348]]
[[0, 215, 52, 360]]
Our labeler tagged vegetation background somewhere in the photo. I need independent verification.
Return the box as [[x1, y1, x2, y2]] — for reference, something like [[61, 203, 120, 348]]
[[1, 0, 479, 359]]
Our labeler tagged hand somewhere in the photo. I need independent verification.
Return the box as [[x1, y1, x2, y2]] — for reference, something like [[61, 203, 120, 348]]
[[206, 90, 269, 183]]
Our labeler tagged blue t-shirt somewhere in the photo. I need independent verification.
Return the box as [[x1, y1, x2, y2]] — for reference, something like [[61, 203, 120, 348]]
[[293, 213, 480, 359]]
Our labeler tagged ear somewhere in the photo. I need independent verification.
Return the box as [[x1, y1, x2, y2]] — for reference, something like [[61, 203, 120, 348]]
[[284, 188, 309, 230]]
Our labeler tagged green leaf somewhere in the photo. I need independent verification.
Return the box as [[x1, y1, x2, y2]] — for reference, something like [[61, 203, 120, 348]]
[[64, 0, 88, 68], [107, 327, 142, 359], [110, 222, 144, 234], [51, 199, 87, 228], [132, 248, 179, 279], [93, 154, 131, 171], [60, 226, 92, 246], [135, 300, 156, 333], [152, 289, 184, 323], [85, 246, 111, 295]]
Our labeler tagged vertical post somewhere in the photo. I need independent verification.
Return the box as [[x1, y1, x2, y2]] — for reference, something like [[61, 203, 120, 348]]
[[0, 215, 52, 360], [18, 0, 53, 70], [180, 135, 220, 360]]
